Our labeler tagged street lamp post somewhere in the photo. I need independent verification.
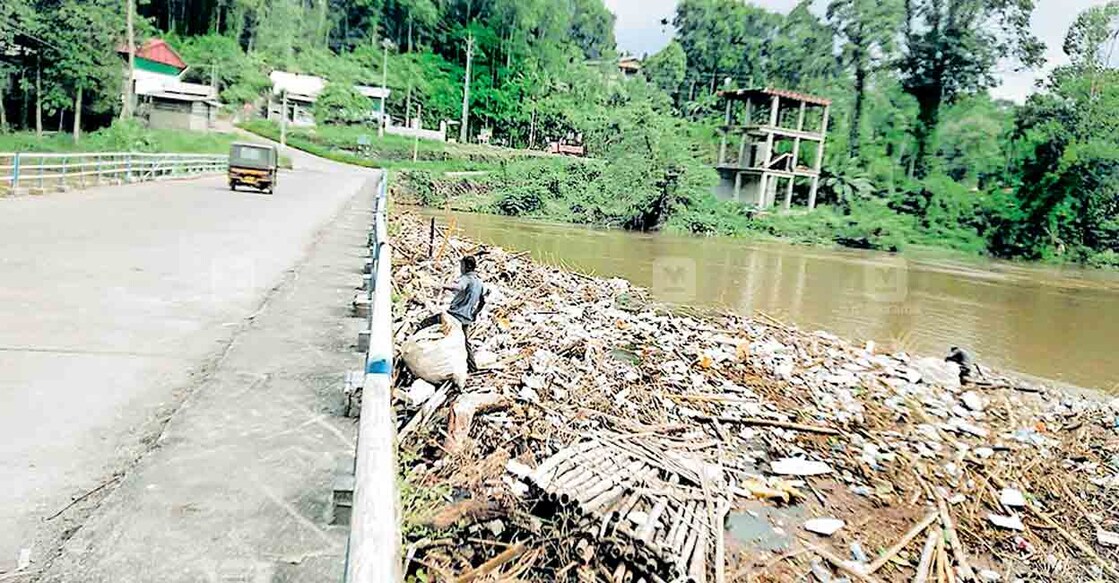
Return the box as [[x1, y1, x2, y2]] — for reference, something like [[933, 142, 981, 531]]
[[379, 39, 394, 138]]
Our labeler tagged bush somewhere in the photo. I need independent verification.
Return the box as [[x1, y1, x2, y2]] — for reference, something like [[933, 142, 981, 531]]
[[313, 82, 373, 125], [493, 186, 546, 215]]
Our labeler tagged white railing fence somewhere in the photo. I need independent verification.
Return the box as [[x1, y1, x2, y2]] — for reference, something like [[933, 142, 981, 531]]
[[346, 173, 401, 583], [0, 152, 227, 194]]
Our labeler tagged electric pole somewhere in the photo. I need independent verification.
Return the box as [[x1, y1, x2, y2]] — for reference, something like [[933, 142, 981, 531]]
[[379, 39, 393, 137], [280, 90, 288, 147], [122, 0, 135, 119], [459, 34, 473, 144]]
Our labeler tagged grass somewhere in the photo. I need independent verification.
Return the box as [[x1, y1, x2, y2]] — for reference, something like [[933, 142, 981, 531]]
[[0, 121, 239, 154], [237, 119, 541, 172]]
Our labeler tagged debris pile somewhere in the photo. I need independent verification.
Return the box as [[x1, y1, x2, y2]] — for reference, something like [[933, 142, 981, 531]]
[[389, 211, 1119, 582]]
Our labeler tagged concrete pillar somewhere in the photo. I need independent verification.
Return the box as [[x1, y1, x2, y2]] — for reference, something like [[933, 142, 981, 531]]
[[797, 102, 806, 131], [757, 174, 768, 208], [719, 135, 728, 166], [813, 105, 830, 174], [769, 95, 780, 128], [808, 176, 820, 210], [733, 172, 742, 201], [784, 176, 794, 210], [737, 133, 748, 166]]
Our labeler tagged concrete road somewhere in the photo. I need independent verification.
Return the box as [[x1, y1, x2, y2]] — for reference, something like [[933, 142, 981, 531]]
[[0, 149, 370, 576]]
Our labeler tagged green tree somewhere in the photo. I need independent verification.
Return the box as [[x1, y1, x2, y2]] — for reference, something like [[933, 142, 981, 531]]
[[899, 0, 1044, 178], [313, 80, 372, 125], [39, 0, 126, 143], [643, 41, 686, 99], [767, 2, 836, 91], [827, 0, 902, 160]]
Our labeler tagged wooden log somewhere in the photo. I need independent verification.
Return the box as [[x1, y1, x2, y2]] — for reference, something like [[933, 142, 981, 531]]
[[867, 511, 938, 573]]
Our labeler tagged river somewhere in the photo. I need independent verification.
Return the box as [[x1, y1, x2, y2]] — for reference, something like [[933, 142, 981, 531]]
[[416, 208, 1119, 393]]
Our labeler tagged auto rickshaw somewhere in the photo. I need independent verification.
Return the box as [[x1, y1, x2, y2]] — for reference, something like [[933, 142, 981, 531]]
[[228, 142, 278, 194]]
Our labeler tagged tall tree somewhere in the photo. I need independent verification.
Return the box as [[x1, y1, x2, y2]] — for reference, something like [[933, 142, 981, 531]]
[[643, 41, 687, 100], [827, 0, 902, 160], [899, 0, 1044, 178], [39, 0, 126, 143], [767, 1, 837, 91]]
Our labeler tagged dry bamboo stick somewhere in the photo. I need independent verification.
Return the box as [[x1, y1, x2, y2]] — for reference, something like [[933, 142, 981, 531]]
[[809, 546, 885, 583], [686, 413, 841, 436], [677, 517, 701, 578], [935, 530, 948, 583], [714, 502, 727, 583], [660, 503, 685, 553], [454, 543, 526, 583], [914, 529, 939, 583], [688, 518, 709, 583], [935, 496, 976, 582], [637, 498, 669, 543], [672, 501, 698, 556], [867, 511, 938, 573], [585, 484, 626, 514], [1028, 503, 1119, 580]]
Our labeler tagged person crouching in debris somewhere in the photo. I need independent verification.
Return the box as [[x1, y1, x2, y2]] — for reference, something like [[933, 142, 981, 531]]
[[945, 346, 976, 384], [418, 255, 486, 372]]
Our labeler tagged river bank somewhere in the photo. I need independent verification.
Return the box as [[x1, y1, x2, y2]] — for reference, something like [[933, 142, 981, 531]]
[[390, 210, 1119, 582], [390, 164, 1119, 269], [410, 207, 1119, 393]]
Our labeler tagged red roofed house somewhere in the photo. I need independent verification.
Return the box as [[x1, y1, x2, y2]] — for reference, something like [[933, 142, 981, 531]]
[[119, 39, 220, 131]]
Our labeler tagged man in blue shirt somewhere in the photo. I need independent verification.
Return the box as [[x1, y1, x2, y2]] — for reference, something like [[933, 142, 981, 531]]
[[417, 255, 486, 372]]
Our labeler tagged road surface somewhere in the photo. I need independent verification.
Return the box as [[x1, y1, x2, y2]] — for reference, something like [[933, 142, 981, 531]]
[[0, 148, 372, 579]]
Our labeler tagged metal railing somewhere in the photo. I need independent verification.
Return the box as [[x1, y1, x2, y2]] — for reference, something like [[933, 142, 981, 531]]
[[346, 173, 401, 582], [0, 152, 227, 194]]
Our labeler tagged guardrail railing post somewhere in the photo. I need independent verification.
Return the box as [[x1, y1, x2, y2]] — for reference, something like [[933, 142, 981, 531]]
[[11, 153, 20, 191]]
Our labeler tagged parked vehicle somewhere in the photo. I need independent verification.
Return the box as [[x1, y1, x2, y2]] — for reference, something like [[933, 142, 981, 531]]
[[228, 142, 278, 194]]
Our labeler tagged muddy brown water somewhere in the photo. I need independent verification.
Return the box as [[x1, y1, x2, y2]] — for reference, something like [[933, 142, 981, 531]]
[[415, 208, 1119, 393]]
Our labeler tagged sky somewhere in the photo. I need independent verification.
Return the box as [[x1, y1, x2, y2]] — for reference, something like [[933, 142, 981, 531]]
[[601, 0, 1112, 103]]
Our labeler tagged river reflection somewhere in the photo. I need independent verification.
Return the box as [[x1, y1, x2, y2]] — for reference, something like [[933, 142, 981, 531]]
[[415, 208, 1119, 393]]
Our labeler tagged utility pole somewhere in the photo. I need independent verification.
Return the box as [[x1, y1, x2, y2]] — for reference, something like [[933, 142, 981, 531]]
[[379, 39, 393, 138], [280, 90, 288, 147], [122, 0, 135, 119], [35, 54, 42, 136], [412, 104, 422, 162], [459, 34, 474, 144]]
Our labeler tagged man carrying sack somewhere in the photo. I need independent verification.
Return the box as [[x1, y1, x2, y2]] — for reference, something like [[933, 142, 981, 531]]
[[416, 255, 486, 373]]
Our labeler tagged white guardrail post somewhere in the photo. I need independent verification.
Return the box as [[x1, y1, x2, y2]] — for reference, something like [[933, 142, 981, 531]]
[[0, 152, 227, 194], [346, 172, 400, 583]]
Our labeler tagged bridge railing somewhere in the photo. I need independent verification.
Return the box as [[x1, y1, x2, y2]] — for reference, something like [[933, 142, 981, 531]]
[[0, 152, 227, 194], [346, 172, 401, 582]]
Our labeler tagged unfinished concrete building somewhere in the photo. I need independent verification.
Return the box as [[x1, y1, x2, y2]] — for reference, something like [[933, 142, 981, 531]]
[[715, 88, 831, 210]]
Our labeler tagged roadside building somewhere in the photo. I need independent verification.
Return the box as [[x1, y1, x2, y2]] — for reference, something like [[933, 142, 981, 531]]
[[120, 39, 221, 131], [618, 56, 642, 78], [267, 71, 392, 128]]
